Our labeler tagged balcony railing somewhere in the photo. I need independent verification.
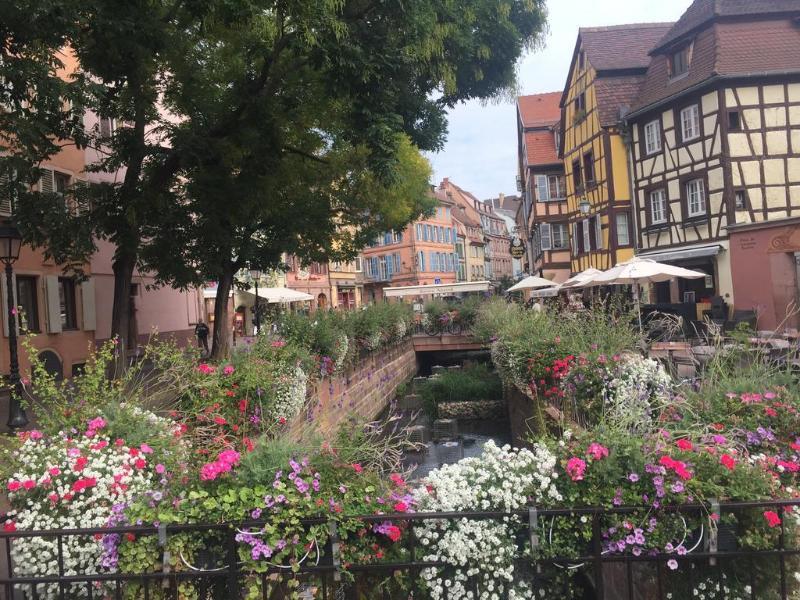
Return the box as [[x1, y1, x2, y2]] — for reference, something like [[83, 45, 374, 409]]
[[0, 500, 796, 599]]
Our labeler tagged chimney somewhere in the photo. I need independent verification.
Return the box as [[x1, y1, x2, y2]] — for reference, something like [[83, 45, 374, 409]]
[[440, 177, 449, 190], [498, 192, 504, 205]]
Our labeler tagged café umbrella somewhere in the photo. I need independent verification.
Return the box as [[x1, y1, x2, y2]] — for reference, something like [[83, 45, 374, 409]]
[[506, 275, 558, 293], [580, 258, 706, 330], [559, 268, 602, 289]]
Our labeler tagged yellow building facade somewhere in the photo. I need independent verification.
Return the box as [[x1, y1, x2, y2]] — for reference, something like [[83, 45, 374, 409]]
[[560, 24, 672, 274]]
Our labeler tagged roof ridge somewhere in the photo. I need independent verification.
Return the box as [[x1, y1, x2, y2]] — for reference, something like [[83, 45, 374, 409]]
[[579, 22, 674, 33]]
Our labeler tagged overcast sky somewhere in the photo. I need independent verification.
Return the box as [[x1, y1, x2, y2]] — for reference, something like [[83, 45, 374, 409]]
[[427, 0, 694, 200]]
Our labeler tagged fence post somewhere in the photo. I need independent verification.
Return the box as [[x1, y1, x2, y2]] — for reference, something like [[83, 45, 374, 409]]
[[707, 499, 719, 567], [528, 507, 540, 574], [158, 523, 171, 590]]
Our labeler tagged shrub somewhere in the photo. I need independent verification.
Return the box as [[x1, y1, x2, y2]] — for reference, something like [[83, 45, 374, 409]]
[[418, 363, 503, 418]]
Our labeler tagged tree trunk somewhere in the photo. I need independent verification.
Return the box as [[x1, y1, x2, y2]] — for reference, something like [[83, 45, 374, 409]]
[[109, 251, 136, 376], [211, 268, 235, 360]]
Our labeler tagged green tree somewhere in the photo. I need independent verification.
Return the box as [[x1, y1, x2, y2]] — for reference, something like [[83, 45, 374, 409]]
[[1, 0, 549, 360]]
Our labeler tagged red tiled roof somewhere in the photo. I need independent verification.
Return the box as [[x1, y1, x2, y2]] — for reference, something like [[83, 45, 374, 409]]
[[595, 75, 646, 126], [524, 130, 560, 166], [632, 16, 800, 113], [517, 92, 562, 128], [651, 0, 800, 54], [716, 18, 800, 75], [580, 23, 673, 72]]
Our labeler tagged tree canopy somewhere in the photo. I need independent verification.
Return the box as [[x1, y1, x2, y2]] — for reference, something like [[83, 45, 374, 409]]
[[0, 0, 549, 357]]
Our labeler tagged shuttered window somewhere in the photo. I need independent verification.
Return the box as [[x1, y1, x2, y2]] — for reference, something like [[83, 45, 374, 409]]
[[540, 223, 552, 251]]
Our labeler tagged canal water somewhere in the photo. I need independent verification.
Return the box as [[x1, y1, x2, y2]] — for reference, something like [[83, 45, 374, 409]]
[[393, 357, 512, 480]]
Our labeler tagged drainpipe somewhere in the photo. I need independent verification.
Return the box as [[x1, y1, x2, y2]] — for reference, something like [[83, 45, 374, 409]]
[[795, 253, 800, 314]]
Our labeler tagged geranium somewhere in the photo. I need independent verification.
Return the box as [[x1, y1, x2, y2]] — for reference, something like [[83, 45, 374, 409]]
[[566, 457, 587, 481], [720, 454, 736, 470], [763, 510, 782, 528], [587, 442, 609, 460], [676, 439, 693, 451]]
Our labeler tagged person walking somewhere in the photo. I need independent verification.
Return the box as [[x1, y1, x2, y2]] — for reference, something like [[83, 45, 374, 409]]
[[194, 320, 210, 355]]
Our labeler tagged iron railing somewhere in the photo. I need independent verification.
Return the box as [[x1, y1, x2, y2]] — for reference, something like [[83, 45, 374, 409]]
[[0, 499, 797, 599]]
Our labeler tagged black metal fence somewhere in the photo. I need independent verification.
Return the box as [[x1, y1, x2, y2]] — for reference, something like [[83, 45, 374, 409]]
[[0, 499, 797, 600]]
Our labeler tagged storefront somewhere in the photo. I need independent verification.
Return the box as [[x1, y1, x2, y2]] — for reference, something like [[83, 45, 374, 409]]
[[638, 243, 731, 322], [729, 219, 800, 332]]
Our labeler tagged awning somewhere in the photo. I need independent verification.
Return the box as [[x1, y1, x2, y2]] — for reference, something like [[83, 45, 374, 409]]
[[241, 286, 313, 303], [637, 244, 722, 264], [383, 281, 491, 298]]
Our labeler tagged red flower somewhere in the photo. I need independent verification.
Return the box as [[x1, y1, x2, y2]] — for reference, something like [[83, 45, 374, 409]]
[[125, 533, 136, 542], [3, 521, 16, 532], [764, 407, 778, 417], [352, 463, 363, 474], [71, 477, 97, 493], [115, 438, 125, 446], [676, 439, 693, 451], [225, 390, 235, 397], [278, 417, 287, 425], [238, 399, 247, 412], [134, 459, 147, 469], [213, 416, 227, 425], [393, 501, 408, 513], [73, 456, 88, 471], [22, 480, 35, 490], [764, 510, 781, 528], [7, 481, 21, 492], [129, 447, 139, 457], [720, 454, 736, 470], [385, 525, 402, 542]]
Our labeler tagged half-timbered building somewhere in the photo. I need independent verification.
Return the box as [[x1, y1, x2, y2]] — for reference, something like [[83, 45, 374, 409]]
[[516, 92, 570, 282], [560, 23, 671, 274], [626, 0, 800, 326]]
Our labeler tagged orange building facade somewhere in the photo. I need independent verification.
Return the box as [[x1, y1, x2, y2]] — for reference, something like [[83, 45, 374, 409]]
[[361, 191, 458, 303]]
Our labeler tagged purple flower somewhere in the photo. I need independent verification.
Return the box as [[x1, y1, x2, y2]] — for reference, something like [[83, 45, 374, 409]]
[[632, 546, 642, 556], [667, 559, 678, 570], [671, 482, 685, 494], [251, 508, 262, 519], [628, 473, 639, 483]]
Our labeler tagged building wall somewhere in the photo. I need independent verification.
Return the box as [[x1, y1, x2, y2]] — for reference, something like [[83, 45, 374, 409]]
[[562, 59, 634, 274], [527, 165, 571, 281], [285, 258, 331, 309], [729, 221, 800, 331], [286, 339, 417, 441], [0, 48, 96, 379]]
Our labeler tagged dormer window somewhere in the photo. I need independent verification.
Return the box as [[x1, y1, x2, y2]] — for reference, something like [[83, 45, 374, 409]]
[[670, 46, 690, 78]]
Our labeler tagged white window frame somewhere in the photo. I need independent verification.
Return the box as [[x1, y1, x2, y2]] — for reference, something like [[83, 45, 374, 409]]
[[644, 120, 661, 155], [649, 189, 667, 225], [594, 216, 603, 250], [354, 256, 363, 272], [685, 178, 706, 217], [616, 213, 630, 246], [540, 223, 552, 251], [680, 104, 700, 142], [552, 223, 568, 250]]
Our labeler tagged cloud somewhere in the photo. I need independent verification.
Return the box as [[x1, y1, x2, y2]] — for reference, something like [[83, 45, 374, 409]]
[[428, 0, 693, 199]]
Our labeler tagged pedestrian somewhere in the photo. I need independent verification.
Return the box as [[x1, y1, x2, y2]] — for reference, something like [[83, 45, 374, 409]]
[[194, 320, 210, 354]]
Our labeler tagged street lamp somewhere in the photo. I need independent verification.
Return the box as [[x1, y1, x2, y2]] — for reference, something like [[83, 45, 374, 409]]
[[0, 221, 27, 430], [578, 197, 591, 215], [249, 267, 262, 335]]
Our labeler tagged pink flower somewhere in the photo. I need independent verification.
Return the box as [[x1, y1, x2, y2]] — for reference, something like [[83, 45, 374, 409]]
[[271, 340, 286, 348], [393, 501, 409, 513], [22, 480, 35, 490], [155, 464, 166, 474], [352, 463, 363, 473], [48, 467, 60, 476], [389, 473, 405, 486], [7, 481, 20, 492], [87, 417, 106, 431], [134, 459, 146, 469], [712, 434, 727, 445], [29, 430, 43, 440], [197, 363, 216, 375], [217, 449, 240, 466], [586, 443, 609, 460], [566, 457, 587, 481], [764, 510, 781, 528], [222, 365, 235, 376], [676, 439, 693, 451], [140, 444, 153, 454], [720, 454, 736, 470], [200, 462, 221, 481], [71, 477, 97, 492]]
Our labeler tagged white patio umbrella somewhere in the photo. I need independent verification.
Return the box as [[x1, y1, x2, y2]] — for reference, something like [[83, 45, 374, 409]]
[[506, 275, 558, 293], [580, 258, 706, 330], [244, 286, 314, 304], [559, 268, 602, 289]]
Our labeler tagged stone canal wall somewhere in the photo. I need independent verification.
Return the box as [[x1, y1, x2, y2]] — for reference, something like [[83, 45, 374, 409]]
[[287, 339, 418, 441]]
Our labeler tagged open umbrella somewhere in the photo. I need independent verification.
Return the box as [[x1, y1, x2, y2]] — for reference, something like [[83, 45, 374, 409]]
[[506, 275, 558, 293], [559, 268, 602, 290], [580, 258, 706, 330]]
